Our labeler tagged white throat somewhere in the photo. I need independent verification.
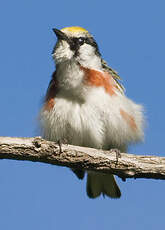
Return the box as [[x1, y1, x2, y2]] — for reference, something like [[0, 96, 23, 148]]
[[76, 44, 102, 70], [55, 60, 84, 97]]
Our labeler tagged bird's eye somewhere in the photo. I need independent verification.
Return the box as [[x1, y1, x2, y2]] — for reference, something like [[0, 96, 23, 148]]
[[77, 37, 85, 45], [70, 37, 86, 51]]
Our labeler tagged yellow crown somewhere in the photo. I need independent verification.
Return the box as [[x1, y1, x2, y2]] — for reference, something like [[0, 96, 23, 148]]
[[61, 26, 88, 33]]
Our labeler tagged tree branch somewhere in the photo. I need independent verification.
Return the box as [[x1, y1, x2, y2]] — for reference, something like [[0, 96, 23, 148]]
[[0, 136, 164, 180]]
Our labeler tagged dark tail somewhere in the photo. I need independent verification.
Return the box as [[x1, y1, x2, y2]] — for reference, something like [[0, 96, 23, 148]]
[[87, 172, 121, 198]]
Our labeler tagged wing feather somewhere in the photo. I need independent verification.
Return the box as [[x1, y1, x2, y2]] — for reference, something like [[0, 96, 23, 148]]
[[101, 59, 125, 93]]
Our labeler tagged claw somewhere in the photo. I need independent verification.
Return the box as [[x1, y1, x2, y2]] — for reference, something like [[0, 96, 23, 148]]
[[109, 148, 121, 166], [57, 140, 62, 153], [57, 138, 69, 153]]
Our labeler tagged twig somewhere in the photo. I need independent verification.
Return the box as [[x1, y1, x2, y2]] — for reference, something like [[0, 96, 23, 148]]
[[0, 136, 165, 180]]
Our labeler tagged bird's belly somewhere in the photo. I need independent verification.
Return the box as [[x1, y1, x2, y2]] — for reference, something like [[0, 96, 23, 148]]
[[40, 88, 144, 149], [40, 96, 106, 148]]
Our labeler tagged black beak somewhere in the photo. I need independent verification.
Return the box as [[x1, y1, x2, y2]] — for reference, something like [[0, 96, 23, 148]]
[[52, 28, 69, 41], [52, 28, 77, 52]]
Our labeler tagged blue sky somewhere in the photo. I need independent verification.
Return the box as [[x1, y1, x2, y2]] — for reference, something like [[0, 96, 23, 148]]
[[0, 0, 165, 229]]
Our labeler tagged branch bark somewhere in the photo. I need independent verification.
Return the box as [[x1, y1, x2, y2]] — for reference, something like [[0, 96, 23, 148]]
[[0, 136, 164, 180]]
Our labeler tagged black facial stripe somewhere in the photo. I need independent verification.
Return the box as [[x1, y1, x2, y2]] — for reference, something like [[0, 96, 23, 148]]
[[72, 37, 85, 45], [52, 33, 101, 57], [52, 45, 56, 54], [85, 37, 100, 55], [84, 37, 97, 47], [70, 36, 101, 56]]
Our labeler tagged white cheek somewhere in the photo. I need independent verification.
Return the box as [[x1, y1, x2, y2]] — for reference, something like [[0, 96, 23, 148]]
[[79, 44, 94, 59], [78, 44, 102, 69], [53, 41, 74, 63]]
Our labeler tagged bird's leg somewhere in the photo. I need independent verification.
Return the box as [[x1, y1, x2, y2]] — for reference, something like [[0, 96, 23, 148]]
[[109, 148, 121, 166], [57, 138, 68, 153], [109, 149, 126, 181], [57, 140, 62, 153]]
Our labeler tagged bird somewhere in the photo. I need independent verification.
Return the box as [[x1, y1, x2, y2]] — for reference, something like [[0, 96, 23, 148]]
[[39, 26, 144, 198]]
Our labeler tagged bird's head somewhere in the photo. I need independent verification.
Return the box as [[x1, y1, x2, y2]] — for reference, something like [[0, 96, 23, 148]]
[[52, 26, 101, 68]]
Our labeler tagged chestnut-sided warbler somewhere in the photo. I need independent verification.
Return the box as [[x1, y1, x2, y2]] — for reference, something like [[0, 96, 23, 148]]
[[40, 26, 144, 198]]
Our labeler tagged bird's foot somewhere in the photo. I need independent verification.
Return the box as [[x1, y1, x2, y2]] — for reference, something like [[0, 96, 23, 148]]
[[57, 140, 62, 153], [57, 138, 68, 153], [109, 148, 121, 166]]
